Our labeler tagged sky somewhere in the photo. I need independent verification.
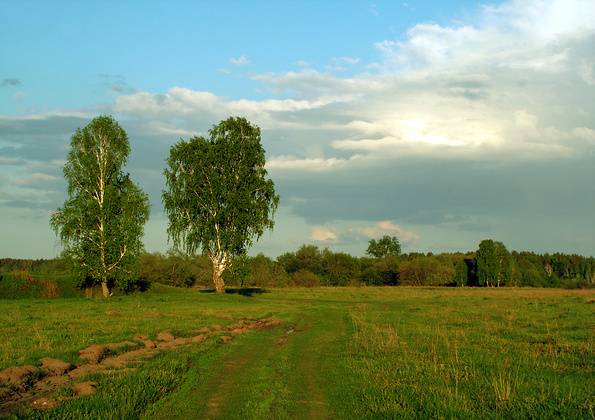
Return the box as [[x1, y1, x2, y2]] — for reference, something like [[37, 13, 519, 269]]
[[1, 0, 594, 260]]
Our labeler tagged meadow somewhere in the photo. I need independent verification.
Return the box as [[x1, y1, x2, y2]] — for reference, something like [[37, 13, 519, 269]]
[[1, 286, 593, 419]]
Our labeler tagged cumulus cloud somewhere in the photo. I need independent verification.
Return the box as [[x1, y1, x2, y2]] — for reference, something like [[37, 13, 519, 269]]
[[307, 226, 338, 242]]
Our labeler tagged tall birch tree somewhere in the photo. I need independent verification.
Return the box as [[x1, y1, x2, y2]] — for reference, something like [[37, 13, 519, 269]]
[[162, 117, 279, 294], [50, 115, 150, 297]]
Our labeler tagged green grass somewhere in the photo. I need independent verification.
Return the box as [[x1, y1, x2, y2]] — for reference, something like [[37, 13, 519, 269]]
[[338, 288, 595, 419], [1, 287, 593, 419], [0, 272, 81, 299]]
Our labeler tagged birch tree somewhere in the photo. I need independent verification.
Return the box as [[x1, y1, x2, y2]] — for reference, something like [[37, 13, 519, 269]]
[[50, 116, 150, 297], [162, 117, 279, 294], [366, 235, 402, 259], [476, 239, 511, 287]]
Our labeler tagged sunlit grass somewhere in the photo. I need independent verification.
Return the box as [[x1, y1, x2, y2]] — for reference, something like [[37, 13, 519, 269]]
[[1, 287, 593, 419], [341, 288, 595, 418]]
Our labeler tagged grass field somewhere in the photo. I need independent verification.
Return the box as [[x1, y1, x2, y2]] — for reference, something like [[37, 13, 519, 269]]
[[1, 286, 594, 419]]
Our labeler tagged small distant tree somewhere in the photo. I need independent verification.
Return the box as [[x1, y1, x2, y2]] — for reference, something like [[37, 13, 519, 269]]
[[323, 252, 361, 286], [294, 245, 326, 277], [366, 235, 402, 259], [475, 239, 511, 287], [454, 260, 469, 286], [162, 117, 280, 294], [50, 116, 150, 297], [276, 251, 300, 275]]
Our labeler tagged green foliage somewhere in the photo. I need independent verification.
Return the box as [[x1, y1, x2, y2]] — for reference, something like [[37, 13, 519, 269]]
[[454, 259, 469, 286], [399, 256, 455, 286], [323, 252, 361, 286], [365, 235, 402, 259], [1, 246, 593, 298], [49, 115, 151, 297], [294, 245, 326, 277], [475, 239, 512, 287], [360, 256, 400, 286], [291, 269, 321, 287], [242, 253, 289, 288], [276, 245, 326, 282], [162, 117, 280, 293], [137, 251, 211, 288]]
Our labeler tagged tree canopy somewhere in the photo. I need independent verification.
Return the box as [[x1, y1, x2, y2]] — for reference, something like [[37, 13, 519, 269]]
[[476, 239, 512, 287], [50, 115, 151, 297], [366, 235, 402, 259], [162, 116, 280, 294]]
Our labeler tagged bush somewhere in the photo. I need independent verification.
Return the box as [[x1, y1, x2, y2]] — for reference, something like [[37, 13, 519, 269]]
[[561, 278, 594, 289], [399, 257, 454, 286], [360, 265, 384, 286], [137, 251, 211, 288], [323, 252, 361, 286], [245, 254, 290, 288], [292, 269, 321, 287]]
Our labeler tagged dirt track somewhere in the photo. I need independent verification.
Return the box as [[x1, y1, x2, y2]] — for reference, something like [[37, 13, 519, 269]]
[[0, 316, 282, 415], [148, 308, 348, 419]]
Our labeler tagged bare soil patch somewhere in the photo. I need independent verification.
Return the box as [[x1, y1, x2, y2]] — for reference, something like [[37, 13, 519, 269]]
[[0, 316, 282, 415]]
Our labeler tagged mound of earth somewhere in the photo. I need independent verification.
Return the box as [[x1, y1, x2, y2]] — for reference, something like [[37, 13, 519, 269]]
[[0, 316, 282, 415]]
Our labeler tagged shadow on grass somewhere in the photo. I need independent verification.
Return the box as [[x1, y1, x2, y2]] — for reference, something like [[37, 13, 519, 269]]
[[199, 287, 266, 297]]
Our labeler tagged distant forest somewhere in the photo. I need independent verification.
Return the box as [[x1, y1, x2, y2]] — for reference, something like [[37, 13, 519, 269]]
[[1, 244, 593, 297]]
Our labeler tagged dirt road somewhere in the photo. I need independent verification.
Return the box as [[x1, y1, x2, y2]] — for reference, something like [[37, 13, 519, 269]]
[[147, 307, 348, 419]]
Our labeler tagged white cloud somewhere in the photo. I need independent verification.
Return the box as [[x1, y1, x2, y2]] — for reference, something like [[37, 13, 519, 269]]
[[333, 56, 360, 65], [307, 226, 338, 242], [482, 0, 595, 40], [266, 155, 353, 172], [230, 55, 251, 66], [350, 221, 420, 245]]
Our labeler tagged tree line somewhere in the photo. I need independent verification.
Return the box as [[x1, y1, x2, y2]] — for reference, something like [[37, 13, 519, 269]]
[[135, 241, 595, 289], [2, 240, 593, 293]]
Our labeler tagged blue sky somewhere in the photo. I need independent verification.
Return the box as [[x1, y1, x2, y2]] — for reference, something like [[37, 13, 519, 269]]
[[1, 0, 594, 259]]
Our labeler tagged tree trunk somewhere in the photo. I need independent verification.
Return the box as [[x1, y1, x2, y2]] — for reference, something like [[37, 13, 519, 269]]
[[101, 278, 110, 298], [211, 255, 227, 295], [209, 250, 229, 294], [212, 267, 226, 294]]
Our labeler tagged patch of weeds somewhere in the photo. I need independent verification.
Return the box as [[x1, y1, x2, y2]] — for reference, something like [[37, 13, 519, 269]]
[[80, 372, 105, 383], [101, 343, 140, 359], [54, 385, 75, 399]]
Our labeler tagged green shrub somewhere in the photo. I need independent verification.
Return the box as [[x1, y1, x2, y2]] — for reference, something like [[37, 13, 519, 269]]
[[292, 269, 321, 287]]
